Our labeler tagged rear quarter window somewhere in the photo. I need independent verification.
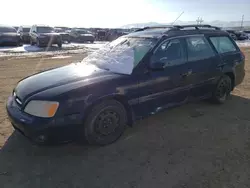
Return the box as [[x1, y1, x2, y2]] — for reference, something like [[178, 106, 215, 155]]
[[209, 36, 237, 54]]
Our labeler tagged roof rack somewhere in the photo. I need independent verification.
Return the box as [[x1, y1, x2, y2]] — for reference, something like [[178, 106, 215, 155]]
[[134, 25, 177, 32], [134, 24, 221, 32], [173, 25, 221, 30]]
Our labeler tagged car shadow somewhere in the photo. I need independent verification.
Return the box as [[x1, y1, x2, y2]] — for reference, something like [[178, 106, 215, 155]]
[[1, 95, 250, 188], [23, 45, 62, 52]]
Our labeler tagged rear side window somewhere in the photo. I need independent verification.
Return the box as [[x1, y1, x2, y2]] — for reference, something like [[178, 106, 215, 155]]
[[210, 36, 237, 54], [186, 36, 215, 61]]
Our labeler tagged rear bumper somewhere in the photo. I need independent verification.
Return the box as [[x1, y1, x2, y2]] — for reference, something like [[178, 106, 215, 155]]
[[6, 96, 82, 143]]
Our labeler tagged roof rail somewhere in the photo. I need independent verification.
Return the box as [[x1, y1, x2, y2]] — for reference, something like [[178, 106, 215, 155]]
[[173, 24, 221, 30], [134, 25, 177, 32], [133, 24, 221, 32]]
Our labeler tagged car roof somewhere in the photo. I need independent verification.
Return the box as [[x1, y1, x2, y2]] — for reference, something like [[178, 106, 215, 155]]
[[127, 25, 228, 39], [32, 25, 52, 28]]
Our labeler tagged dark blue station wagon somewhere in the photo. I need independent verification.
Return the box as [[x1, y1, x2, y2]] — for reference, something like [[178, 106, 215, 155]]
[[6, 25, 245, 145]]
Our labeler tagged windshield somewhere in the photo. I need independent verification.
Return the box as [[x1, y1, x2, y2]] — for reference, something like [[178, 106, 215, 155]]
[[37, 27, 54, 33], [0, 27, 16, 33], [76, 30, 91, 34], [23, 28, 30, 32], [82, 37, 157, 75]]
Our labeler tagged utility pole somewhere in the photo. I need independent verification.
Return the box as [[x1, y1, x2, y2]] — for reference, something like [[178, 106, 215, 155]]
[[196, 17, 204, 25], [240, 14, 244, 30]]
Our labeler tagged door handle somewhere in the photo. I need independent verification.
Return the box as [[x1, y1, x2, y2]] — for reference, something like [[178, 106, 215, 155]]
[[181, 70, 192, 77]]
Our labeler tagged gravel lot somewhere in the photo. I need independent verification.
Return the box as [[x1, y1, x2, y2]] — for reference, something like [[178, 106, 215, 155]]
[[0, 47, 250, 188]]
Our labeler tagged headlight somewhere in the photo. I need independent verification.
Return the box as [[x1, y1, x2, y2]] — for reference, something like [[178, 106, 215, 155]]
[[24, 100, 59, 118]]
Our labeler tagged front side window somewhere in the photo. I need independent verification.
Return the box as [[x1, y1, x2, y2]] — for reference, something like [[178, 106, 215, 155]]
[[186, 36, 215, 61], [209, 36, 237, 54], [151, 38, 185, 67]]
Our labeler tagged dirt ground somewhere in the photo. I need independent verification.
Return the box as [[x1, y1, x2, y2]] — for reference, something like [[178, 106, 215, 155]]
[[0, 48, 250, 188]]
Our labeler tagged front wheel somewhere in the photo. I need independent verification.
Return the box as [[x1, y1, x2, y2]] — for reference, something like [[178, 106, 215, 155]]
[[84, 100, 127, 145], [211, 75, 232, 104]]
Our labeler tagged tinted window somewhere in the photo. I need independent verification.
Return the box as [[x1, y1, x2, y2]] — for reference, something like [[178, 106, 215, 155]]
[[23, 28, 30, 32], [210, 36, 237, 54], [152, 39, 184, 67], [0, 27, 16, 33], [37, 27, 54, 33], [186, 36, 215, 61], [75, 29, 91, 34]]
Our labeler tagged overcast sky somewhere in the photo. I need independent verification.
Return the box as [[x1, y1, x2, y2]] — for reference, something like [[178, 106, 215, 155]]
[[1, 0, 249, 28]]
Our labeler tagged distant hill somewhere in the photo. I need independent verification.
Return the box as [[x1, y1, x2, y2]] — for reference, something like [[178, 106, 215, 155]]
[[121, 21, 250, 29]]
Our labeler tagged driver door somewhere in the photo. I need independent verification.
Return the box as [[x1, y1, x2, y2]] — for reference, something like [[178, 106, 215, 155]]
[[136, 38, 191, 117]]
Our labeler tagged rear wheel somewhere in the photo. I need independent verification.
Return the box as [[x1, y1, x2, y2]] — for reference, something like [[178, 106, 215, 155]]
[[211, 75, 232, 104], [84, 100, 127, 145]]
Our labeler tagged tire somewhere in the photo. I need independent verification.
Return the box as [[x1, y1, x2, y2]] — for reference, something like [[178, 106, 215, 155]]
[[57, 42, 62, 48], [84, 100, 127, 145], [211, 75, 232, 104], [90, 40, 94, 43], [17, 40, 23, 46], [36, 39, 41, 47]]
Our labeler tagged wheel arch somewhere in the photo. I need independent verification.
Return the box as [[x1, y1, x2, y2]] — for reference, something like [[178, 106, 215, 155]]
[[83, 94, 135, 127], [224, 72, 235, 90]]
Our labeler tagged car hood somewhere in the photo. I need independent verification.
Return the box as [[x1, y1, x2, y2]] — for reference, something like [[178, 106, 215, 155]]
[[15, 63, 119, 102], [0, 32, 18, 37]]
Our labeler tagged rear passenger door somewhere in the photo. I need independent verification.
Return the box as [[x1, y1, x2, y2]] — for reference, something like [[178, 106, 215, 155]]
[[184, 35, 221, 99], [209, 35, 244, 86]]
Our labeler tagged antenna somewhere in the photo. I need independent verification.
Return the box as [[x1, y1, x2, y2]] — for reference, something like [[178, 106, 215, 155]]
[[171, 11, 184, 25], [196, 17, 204, 25], [240, 14, 244, 30]]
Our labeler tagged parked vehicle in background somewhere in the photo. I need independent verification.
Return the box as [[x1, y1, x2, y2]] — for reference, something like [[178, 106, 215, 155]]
[[29, 25, 62, 47], [54, 27, 71, 43], [243, 30, 250, 39], [0, 26, 22, 46], [69, 28, 95, 43], [6, 25, 245, 146], [225, 30, 248, 40], [95, 29, 107, 41], [17, 26, 31, 44]]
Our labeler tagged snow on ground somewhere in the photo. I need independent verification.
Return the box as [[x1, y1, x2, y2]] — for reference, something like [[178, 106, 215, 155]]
[[236, 40, 250, 47], [0, 41, 107, 53], [0, 40, 249, 59]]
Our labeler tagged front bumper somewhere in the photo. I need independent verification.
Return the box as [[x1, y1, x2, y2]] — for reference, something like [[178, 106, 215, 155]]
[[6, 95, 82, 143], [21, 35, 30, 43], [38, 37, 61, 45]]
